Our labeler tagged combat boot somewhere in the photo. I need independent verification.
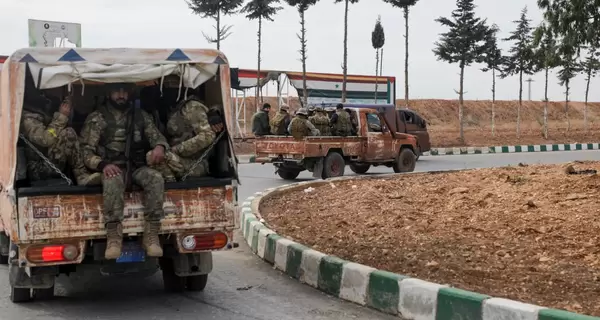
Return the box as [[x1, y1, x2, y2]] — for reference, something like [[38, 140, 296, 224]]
[[105, 222, 123, 260], [143, 221, 163, 257]]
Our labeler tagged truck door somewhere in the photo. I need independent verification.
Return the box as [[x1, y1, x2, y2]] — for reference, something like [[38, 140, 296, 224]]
[[364, 113, 395, 161], [399, 110, 430, 152]]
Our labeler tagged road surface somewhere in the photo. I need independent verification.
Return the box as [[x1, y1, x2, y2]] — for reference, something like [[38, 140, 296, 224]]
[[1, 151, 598, 320]]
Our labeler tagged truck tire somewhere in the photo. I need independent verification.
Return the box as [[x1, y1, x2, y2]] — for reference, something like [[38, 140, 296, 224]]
[[0, 254, 8, 265], [349, 163, 370, 174], [393, 148, 417, 173], [322, 152, 345, 179], [277, 169, 301, 180], [160, 258, 185, 293], [33, 286, 54, 300], [10, 287, 30, 303], [186, 274, 208, 292]]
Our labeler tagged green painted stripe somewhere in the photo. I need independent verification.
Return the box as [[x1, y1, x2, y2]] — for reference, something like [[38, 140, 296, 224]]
[[251, 223, 265, 254], [501, 146, 509, 153], [249, 155, 256, 163], [264, 234, 282, 264], [541, 144, 548, 151], [366, 270, 407, 315], [515, 145, 522, 152], [435, 287, 490, 320], [576, 143, 582, 150], [527, 145, 535, 152], [489, 146, 496, 153], [244, 216, 257, 239], [552, 144, 559, 151], [286, 243, 309, 279], [430, 149, 439, 155], [317, 256, 346, 297], [588, 143, 595, 149], [474, 149, 482, 154], [564, 144, 571, 151], [539, 309, 600, 320]]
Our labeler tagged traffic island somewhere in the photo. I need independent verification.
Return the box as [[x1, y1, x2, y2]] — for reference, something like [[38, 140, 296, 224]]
[[241, 162, 600, 319]]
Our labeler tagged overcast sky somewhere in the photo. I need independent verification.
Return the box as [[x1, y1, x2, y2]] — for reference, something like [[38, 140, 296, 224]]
[[1, 0, 597, 102]]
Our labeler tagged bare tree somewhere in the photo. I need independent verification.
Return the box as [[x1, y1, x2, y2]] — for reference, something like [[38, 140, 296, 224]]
[[334, 0, 360, 102], [187, 0, 244, 50]]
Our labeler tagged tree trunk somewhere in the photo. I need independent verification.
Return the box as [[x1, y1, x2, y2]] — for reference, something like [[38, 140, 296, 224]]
[[565, 79, 570, 132], [404, 6, 410, 108], [255, 17, 262, 111], [375, 49, 379, 103], [491, 67, 496, 137], [300, 9, 308, 107], [341, 0, 349, 102], [216, 10, 221, 51], [584, 69, 591, 132], [459, 64, 465, 142], [543, 67, 549, 139], [517, 70, 523, 138]]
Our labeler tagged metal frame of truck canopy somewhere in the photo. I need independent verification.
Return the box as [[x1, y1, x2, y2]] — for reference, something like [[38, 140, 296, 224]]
[[0, 48, 238, 225]]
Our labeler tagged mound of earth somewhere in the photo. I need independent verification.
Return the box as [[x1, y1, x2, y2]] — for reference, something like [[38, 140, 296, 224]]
[[259, 162, 600, 316]]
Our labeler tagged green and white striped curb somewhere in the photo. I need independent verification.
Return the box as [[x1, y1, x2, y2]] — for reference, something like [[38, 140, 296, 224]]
[[429, 143, 600, 156], [240, 174, 600, 320], [237, 155, 256, 163]]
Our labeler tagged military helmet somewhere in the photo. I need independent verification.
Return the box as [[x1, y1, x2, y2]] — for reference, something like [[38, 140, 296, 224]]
[[296, 108, 308, 116], [280, 104, 290, 111], [315, 106, 324, 112]]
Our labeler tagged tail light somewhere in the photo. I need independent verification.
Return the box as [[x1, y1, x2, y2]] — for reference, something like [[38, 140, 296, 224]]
[[181, 232, 228, 251], [26, 244, 79, 263]]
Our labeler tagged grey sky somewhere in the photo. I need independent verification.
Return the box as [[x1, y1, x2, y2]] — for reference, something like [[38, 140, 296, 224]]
[[1, 0, 596, 101]]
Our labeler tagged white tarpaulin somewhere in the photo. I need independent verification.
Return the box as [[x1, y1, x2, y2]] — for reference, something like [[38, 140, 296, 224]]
[[27, 62, 219, 90]]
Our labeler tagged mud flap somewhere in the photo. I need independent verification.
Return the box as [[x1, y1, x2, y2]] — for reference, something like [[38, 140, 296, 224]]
[[0, 232, 9, 256], [173, 252, 213, 277], [312, 158, 324, 179], [9, 263, 57, 289]]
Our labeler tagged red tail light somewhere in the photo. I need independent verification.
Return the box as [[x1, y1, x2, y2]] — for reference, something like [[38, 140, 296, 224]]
[[26, 244, 79, 263], [181, 232, 228, 251]]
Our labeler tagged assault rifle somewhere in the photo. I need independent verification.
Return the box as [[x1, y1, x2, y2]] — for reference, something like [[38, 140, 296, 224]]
[[123, 100, 138, 191]]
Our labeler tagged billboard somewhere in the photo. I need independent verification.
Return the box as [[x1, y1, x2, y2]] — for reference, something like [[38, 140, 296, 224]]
[[28, 19, 82, 48]]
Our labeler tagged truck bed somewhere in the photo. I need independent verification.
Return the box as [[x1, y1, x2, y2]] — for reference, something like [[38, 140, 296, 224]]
[[254, 136, 365, 160], [16, 177, 236, 242]]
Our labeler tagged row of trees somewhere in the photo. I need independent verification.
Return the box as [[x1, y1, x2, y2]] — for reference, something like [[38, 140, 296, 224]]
[[433, 0, 600, 141], [186, 0, 420, 108]]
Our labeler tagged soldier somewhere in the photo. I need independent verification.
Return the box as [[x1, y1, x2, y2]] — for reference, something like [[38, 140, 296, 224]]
[[307, 106, 315, 117], [21, 92, 101, 186], [309, 107, 331, 136], [160, 76, 220, 179], [330, 103, 352, 136], [345, 108, 358, 135], [80, 82, 170, 260], [251, 103, 271, 136], [270, 104, 291, 135], [287, 108, 320, 139]]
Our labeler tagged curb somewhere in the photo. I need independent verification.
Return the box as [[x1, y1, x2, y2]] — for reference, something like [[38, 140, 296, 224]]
[[239, 174, 600, 320], [236, 155, 256, 163]]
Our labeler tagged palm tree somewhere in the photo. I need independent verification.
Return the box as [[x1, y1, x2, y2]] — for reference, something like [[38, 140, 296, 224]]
[[334, 0, 360, 102], [242, 0, 283, 108], [285, 0, 320, 107], [383, 0, 420, 108], [371, 16, 385, 103], [186, 0, 244, 50]]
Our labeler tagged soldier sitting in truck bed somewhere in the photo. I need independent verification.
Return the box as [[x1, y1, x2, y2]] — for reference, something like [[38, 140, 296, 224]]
[[330, 104, 353, 136]]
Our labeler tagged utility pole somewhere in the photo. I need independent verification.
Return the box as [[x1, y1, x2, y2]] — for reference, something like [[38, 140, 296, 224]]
[[526, 77, 534, 101]]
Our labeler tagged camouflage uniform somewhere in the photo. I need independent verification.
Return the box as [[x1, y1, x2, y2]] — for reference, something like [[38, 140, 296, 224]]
[[309, 108, 331, 136], [20, 108, 100, 186], [270, 109, 291, 135], [251, 110, 270, 136], [161, 97, 216, 179], [287, 109, 320, 139], [332, 109, 352, 137], [80, 100, 169, 259]]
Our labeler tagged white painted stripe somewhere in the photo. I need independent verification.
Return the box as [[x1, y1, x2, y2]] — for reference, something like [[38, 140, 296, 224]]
[[495, 146, 503, 153], [274, 238, 295, 272], [521, 145, 528, 152], [299, 249, 326, 288], [481, 147, 489, 154], [247, 220, 262, 246], [289, 79, 390, 93], [546, 144, 553, 151], [339, 263, 376, 305], [582, 144, 589, 150], [257, 228, 276, 259], [398, 278, 448, 320], [452, 147, 460, 154], [467, 147, 475, 154], [242, 213, 255, 238], [241, 201, 252, 208], [534, 145, 541, 152], [558, 144, 565, 151], [570, 143, 576, 150], [482, 298, 546, 320], [593, 143, 599, 150], [508, 146, 516, 152]]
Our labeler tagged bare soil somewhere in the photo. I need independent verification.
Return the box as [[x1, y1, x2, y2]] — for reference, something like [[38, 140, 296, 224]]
[[232, 97, 600, 154], [260, 162, 600, 316]]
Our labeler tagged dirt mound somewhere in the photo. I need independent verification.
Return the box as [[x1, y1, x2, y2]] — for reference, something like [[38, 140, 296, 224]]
[[260, 162, 600, 316]]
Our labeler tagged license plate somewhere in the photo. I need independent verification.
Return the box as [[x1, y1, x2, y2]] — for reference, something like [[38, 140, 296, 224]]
[[116, 241, 146, 263]]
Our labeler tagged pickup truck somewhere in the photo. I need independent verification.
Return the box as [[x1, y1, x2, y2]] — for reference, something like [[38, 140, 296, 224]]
[[0, 48, 239, 302], [254, 108, 418, 180]]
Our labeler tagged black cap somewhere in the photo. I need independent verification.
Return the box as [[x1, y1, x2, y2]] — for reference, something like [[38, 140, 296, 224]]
[[336, 103, 343, 109], [262, 103, 271, 109], [105, 82, 135, 92]]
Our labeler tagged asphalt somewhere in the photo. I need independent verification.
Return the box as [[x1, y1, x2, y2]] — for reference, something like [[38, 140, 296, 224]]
[[1, 150, 599, 320]]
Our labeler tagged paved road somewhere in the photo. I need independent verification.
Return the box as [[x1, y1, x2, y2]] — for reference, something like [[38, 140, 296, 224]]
[[1, 151, 598, 320]]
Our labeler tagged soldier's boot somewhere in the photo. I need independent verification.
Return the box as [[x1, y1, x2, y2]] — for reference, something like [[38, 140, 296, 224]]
[[104, 222, 123, 260], [142, 221, 163, 257]]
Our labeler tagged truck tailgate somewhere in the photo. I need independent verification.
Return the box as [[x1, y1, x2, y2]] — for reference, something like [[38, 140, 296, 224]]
[[16, 179, 236, 242], [255, 137, 305, 156]]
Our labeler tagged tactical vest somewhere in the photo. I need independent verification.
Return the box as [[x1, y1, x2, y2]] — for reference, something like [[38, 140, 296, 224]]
[[289, 117, 310, 139], [309, 114, 330, 136], [167, 98, 209, 158], [270, 111, 289, 135], [334, 110, 352, 136], [98, 105, 148, 167]]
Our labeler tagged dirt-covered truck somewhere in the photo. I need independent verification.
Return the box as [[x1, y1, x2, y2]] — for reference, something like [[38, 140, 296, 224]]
[[0, 48, 239, 302], [254, 107, 418, 180]]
